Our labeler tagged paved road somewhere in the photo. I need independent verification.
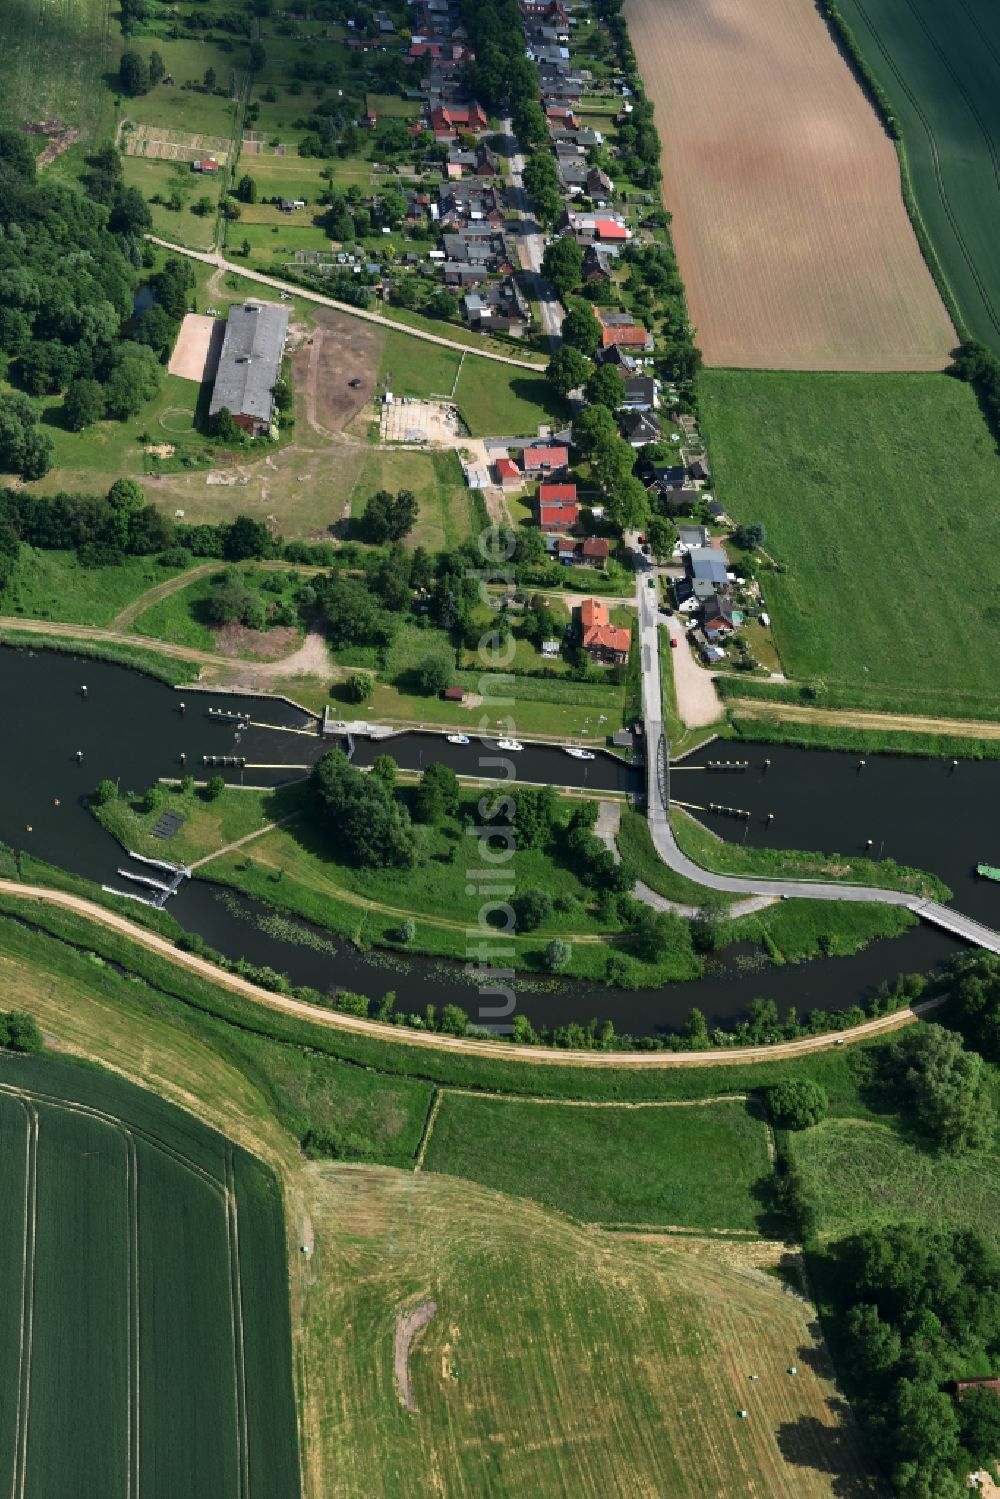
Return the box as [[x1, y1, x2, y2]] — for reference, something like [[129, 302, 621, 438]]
[[0, 880, 944, 1065], [504, 123, 565, 348], [145, 237, 547, 370], [635, 565, 1000, 952], [633, 561, 721, 729]]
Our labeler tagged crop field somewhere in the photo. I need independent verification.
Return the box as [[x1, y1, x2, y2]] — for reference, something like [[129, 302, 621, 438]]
[[0, 1053, 299, 1499], [301, 1167, 875, 1499], [836, 0, 1000, 353], [0, 0, 115, 144], [422, 1094, 775, 1229], [700, 368, 1000, 715], [624, 0, 955, 369]]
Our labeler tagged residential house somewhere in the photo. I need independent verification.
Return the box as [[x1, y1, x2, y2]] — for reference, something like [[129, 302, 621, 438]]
[[687, 547, 729, 588], [658, 485, 701, 514], [595, 340, 636, 371], [672, 576, 716, 613], [702, 594, 735, 638], [536, 483, 579, 531], [446, 141, 499, 177], [688, 454, 711, 482], [621, 410, 661, 447], [208, 302, 289, 438], [622, 375, 657, 411], [462, 277, 530, 332], [676, 525, 710, 552], [494, 456, 522, 489], [546, 104, 579, 130], [521, 443, 569, 475], [582, 243, 618, 283], [429, 101, 488, 139], [564, 210, 631, 244], [578, 597, 631, 665], [191, 158, 219, 174], [593, 307, 652, 351], [580, 536, 611, 567]]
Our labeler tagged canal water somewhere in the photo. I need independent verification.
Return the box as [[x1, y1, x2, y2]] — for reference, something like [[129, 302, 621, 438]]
[[0, 646, 976, 1034]]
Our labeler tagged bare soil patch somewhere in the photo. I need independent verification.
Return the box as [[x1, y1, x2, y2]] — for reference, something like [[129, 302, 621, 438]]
[[168, 313, 225, 383], [292, 307, 383, 438], [28, 123, 81, 167], [625, 0, 956, 369], [393, 1299, 437, 1412], [214, 623, 300, 661]]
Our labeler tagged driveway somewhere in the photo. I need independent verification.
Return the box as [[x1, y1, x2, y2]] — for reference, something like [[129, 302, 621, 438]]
[[633, 562, 721, 730]]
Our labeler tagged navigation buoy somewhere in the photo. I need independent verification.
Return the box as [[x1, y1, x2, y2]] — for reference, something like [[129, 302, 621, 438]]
[[76, 750, 83, 762], [763, 757, 771, 769], [25, 826, 31, 833], [179, 701, 186, 715], [767, 812, 774, 823], [866, 838, 873, 849], [53, 798, 60, 807], [858, 759, 866, 769], [80, 684, 88, 697]]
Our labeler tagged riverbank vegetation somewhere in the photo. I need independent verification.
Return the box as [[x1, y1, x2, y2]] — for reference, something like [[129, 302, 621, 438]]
[[728, 711, 1000, 762], [700, 369, 1000, 720], [671, 807, 949, 901]]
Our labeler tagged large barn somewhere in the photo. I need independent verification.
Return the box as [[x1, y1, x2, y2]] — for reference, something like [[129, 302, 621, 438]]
[[208, 302, 289, 437]]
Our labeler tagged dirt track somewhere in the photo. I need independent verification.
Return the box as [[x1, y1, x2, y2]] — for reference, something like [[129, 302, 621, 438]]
[[728, 698, 1000, 740], [625, 0, 955, 369], [0, 880, 939, 1066]]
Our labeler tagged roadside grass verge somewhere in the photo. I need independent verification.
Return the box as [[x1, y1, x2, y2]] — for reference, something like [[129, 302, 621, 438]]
[[423, 1093, 775, 1230], [700, 369, 1000, 718], [670, 807, 949, 900]]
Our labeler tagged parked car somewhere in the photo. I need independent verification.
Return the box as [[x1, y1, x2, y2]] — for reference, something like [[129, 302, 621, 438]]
[[670, 637, 679, 649]]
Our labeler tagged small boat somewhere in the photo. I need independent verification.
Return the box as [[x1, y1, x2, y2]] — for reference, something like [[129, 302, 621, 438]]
[[446, 733, 470, 745], [497, 738, 523, 752], [977, 863, 1000, 882], [564, 747, 595, 760]]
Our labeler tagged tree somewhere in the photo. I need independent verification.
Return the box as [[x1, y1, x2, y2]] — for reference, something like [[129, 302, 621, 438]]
[[561, 300, 602, 357], [415, 655, 452, 695], [63, 378, 105, 431], [957, 1385, 1000, 1463], [646, 514, 677, 562], [542, 236, 584, 299], [110, 185, 153, 236], [732, 522, 766, 551], [886, 1025, 995, 1153], [119, 51, 150, 96], [212, 407, 242, 442], [205, 774, 225, 800], [606, 474, 649, 531], [206, 568, 256, 625], [415, 761, 460, 823], [426, 287, 458, 321], [572, 403, 618, 459], [585, 363, 626, 412], [148, 49, 165, 85], [544, 938, 571, 972], [546, 345, 590, 398], [0, 392, 53, 480], [514, 786, 557, 850], [0, 1012, 43, 1054], [629, 906, 691, 964], [0, 129, 37, 182], [223, 514, 272, 561], [514, 888, 553, 931], [203, 66, 217, 91], [398, 917, 416, 943], [343, 672, 373, 704], [237, 173, 258, 204], [513, 99, 547, 149], [132, 304, 177, 362], [361, 488, 418, 543], [92, 779, 118, 806], [103, 343, 162, 419], [310, 749, 415, 869], [248, 42, 266, 72], [765, 1078, 828, 1130]]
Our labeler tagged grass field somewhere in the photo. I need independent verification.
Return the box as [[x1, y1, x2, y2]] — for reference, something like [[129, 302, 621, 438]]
[[351, 449, 472, 551], [0, 1051, 300, 1499], [625, 0, 954, 368], [302, 1167, 874, 1498], [1, 550, 194, 628], [836, 0, 1000, 353], [423, 1094, 775, 1229], [0, 0, 116, 144], [700, 368, 1000, 716], [787, 1116, 1000, 1251], [0, 897, 885, 1497]]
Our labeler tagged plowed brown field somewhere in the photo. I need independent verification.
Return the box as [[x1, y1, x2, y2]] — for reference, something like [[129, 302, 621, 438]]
[[625, 0, 957, 370]]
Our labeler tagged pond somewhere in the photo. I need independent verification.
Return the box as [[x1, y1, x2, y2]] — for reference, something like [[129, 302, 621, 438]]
[[0, 646, 976, 1035]]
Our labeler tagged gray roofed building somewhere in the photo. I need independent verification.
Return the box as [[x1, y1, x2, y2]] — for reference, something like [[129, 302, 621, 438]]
[[620, 410, 661, 447], [209, 302, 289, 437], [687, 547, 729, 586]]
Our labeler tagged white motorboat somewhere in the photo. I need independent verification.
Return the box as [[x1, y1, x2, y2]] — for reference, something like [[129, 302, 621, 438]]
[[564, 747, 595, 760], [497, 738, 523, 751], [446, 734, 470, 745]]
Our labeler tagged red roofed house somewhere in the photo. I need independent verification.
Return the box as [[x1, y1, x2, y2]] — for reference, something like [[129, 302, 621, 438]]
[[192, 158, 219, 174], [578, 598, 631, 665], [493, 456, 522, 490], [594, 307, 652, 351], [429, 102, 489, 140], [521, 444, 569, 475], [580, 536, 611, 567], [546, 106, 579, 130], [537, 482, 579, 531]]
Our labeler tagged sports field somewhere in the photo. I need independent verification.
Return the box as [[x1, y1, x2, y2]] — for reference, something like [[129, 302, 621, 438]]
[[0, 1053, 299, 1499], [700, 367, 1000, 715], [836, 0, 1000, 354], [624, 0, 955, 369]]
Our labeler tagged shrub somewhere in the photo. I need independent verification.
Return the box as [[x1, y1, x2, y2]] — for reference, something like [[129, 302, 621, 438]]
[[765, 1078, 828, 1130], [543, 937, 571, 972]]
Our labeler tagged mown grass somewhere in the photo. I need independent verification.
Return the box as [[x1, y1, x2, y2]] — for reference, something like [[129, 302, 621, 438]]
[[423, 1093, 774, 1229], [351, 448, 472, 551], [618, 806, 724, 906], [700, 370, 1000, 717], [454, 363, 569, 438], [670, 806, 949, 899], [94, 781, 304, 868], [786, 1117, 1000, 1251]]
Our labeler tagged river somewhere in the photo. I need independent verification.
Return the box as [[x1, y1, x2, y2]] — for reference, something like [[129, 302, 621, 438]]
[[0, 646, 975, 1034]]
